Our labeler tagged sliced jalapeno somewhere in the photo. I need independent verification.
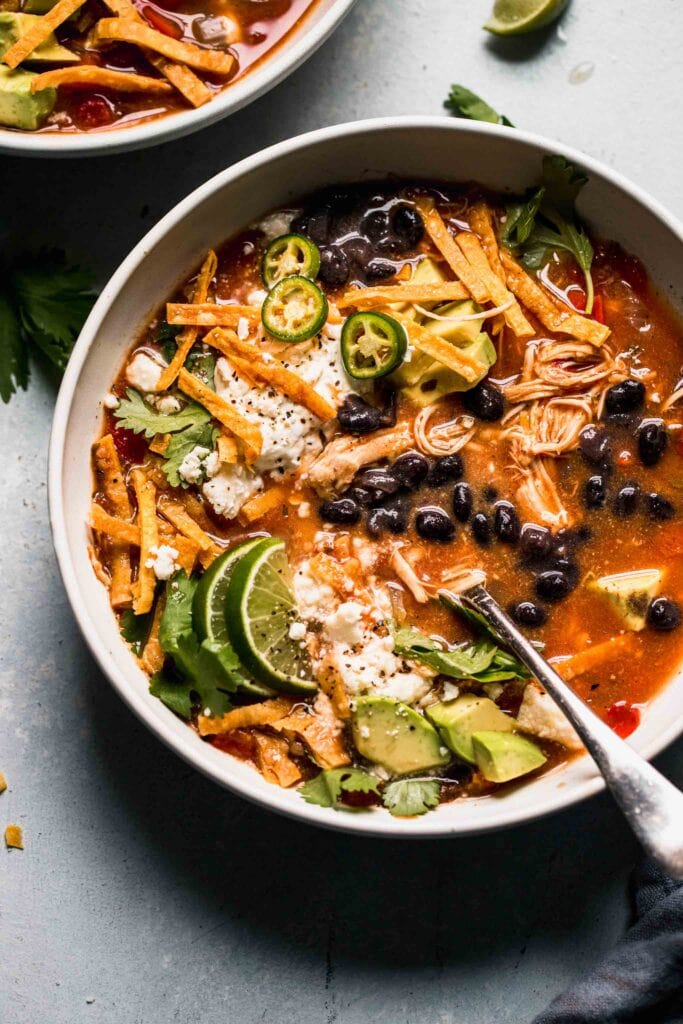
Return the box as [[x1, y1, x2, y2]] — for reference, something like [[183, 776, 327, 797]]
[[340, 312, 407, 380], [261, 275, 328, 342], [261, 234, 321, 288]]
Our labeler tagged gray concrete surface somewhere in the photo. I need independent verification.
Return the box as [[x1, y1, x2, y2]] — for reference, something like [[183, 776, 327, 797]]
[[1, 1, 682, 1021]]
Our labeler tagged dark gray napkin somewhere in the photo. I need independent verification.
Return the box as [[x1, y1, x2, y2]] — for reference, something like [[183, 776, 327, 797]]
[[532, 861, 683, 1024]]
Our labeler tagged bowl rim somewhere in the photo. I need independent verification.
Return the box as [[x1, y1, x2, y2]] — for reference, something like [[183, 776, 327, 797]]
[[48, 115, 683, 838], [0, 0, 358, 158]]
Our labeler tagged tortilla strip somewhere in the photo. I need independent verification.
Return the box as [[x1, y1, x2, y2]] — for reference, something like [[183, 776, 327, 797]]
[[131, 469, 158, 615], [149, 433, 171, 455], [217, 434, 239, 464], [416, 199, 489, 303], [89, 504, 140, 545], [392, 312, 487, 383], [205, 329, 337, 423], [238, 485, 287, 524], [272, 694, 350, 770], [156, 250, 217, 391], [102, 0, 211, 107], [140, 594, 166, 675], [5, 825, 23, 850], [501, 251, 610, 346], [253, 733, 302, 787], [339, 281, 469, 309], [177, 366, 263, 462], [468, 202, 506, 282], [555, 633, 639, 682], [173, 535, 200, 575], [197, 696, 295, 736], [166, 303, 259, 327], [95, 19, 234, 74], [92, 434, 132, 608], [30, 67, 173, 94], [2, 0, 86, 67], [456, 231, 534, 338], [157, 496, 219, 555]]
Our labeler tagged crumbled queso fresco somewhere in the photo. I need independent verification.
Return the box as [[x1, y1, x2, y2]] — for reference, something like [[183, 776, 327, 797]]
[[125, 350, 167, 392], [145, 544, 179, 581]]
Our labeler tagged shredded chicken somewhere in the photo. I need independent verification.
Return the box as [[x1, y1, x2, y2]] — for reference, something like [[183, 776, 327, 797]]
[[504, 395, 595, 460], [504, 339, 627, 404], [434, 566, 487, 596], [662, 384, 683, 414], [307, 422, 414, 496], [414, 404, 477, 456], [515, 457, 569, 529], [391, 547, 430, 603]]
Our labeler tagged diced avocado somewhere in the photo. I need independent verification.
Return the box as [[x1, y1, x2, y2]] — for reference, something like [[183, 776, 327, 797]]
[[352, 695, 450, 776], [22, 0, 61, 12], [471, 731, 547, 783], [392, 256, 449, 320], [0, 12, 77, 62], [402, 332, 497, 407], [0, 65, 55, 130], [589, 569, 663, 631], [426, 694, 515, 765], [422, 300, 484, 346]]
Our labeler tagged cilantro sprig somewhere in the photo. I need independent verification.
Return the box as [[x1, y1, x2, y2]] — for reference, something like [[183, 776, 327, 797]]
[[114, 388, 211, 438], [300, 768, 381, 808], [445, 84, 514, 126], [0, 249, 96, 403], [300, 769, 444, 818], [392, 624, 530, 684], [382, 779, 441, 817]]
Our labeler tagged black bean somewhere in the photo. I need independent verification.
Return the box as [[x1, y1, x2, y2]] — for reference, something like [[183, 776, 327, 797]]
[[584, 474, 607, 509], [391, 205, 424, 248], [647, 597, 681, 632], [647, 493, 676, 520], [604, 379, 645, 416], [393, 452, 430, 490], [471, 512, 493, 545], [549, 558, 580, 587], [415, 507, 455, 542], [462, 381, 505, 422], [319, 498, 360, 525], [346, 485, 376, 507], [362, 210, 390, 242], [365, 258, 397, 282], [337, 394, 384, 435], [637, 420, 668, 467], [509, 601, 548, 628], [535, 570, 572, 603], [579, 425, 613, 467], [303, 207, 332, 245], [342, 236, 372, 263], [354, 466, 400, 497], [452, 482, 473, 522], [494, 502, 521, 543], [520, 524, 554, 561], [367, 506, 407, 537], [318, 245, 350, 288], [614, 482, 640, 516], [427, 453, 464, 486]]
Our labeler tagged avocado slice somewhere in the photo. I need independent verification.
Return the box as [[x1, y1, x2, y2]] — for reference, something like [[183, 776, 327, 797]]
[[352, 695, 450, 776], [402, 332, 497, 407], [589, 569, 663, 631], [0, 13, 77, 63], [0, 65, 55, 130], [421, 299, 484, 346], [392, 256, 449, 322], [471, 731, 547, 783], [426, 694, 515, 765]]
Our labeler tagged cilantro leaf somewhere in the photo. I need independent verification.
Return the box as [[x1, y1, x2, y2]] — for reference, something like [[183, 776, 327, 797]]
[[542, 155, 588, 219], [114, 388, 211, 439], [382, 779, 441, 817], [162, 421, 218, 488], [445, 84, 514, 126], [149, 671, 193, 720], [392, 624, 530, 683], [185, 348, 216, 389], [0, 289, 28, 402], [299, 768, 381, 809], [502, 187, 545, 247], [120, 608, 153, 655]]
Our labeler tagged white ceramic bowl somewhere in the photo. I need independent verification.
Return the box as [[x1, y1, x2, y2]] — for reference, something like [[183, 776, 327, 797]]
[[49, 117, 683, 836], [0, 0, 357, 158]]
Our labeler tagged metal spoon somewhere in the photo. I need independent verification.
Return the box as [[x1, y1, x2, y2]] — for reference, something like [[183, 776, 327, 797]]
[[456, 583, 683, 880]]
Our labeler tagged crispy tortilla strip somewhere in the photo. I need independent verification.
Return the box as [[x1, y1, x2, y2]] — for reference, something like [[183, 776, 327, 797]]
[[2, 0, 86, 67], [131, 469, 158, 615], [309, 553, 357, 599], [30, 66, 173, 94], [173, 535, 200, 575], [238, 485, 288, 525], [416, 198, 489, 303], [339, 281, 469, 309], [197, 696, 295, 736], [156, 250, 217, 391], [253, 733, 302, 787], [272, 693, 350, 770], [456, 231, 534, 338], [149, 433, 171, 455], [217, 434, 239, 464], [4, 825, 23, 850], [555, 633, 639, 682], [89, 504, 140, 545], [167, 303, 259, 327], [178, 366, 263, 462], [140, 594, 166, 675], [95, 18, 234, 74], [392, 312, 487, 382], [469, 202, 506, 282], [206, 329, 337, 422], [501, 251, 610, 345], [318, 659, 352, 719], [92, 435, 132, 608], [157, 496, 219, 555]]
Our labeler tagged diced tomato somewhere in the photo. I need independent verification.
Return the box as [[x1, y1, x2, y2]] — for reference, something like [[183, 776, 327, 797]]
[[606, 701, 641, 739], [71, 95, 116, 130], [111, 424, 148, 465], [141, 5, 183, 38], [592, 294, 605, 323], [566, 284, 586, 311]]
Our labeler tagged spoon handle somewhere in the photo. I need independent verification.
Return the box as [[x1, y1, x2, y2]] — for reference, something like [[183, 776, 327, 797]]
[[460, 584, 683, 880]]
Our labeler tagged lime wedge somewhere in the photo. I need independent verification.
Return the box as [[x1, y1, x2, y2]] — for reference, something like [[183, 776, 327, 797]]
[[193, 538, 276, 698], [226, 537, 317, 694], [484, 0, 569, 35]]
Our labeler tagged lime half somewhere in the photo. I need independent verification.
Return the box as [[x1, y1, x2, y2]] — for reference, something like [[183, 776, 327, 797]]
[[193, 538, 276, 698], [484, 0, 569, 35], [226, 537, 317, 694]]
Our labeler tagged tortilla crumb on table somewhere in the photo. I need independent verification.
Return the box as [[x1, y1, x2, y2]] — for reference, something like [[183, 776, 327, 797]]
[[5, 825, 23, 850], [0, 771, 7, 795]]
